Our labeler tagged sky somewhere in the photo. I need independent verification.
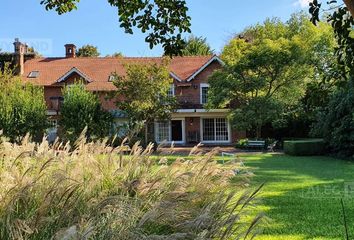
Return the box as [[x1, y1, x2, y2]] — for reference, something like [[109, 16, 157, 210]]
[[0, 0, 309, 57]]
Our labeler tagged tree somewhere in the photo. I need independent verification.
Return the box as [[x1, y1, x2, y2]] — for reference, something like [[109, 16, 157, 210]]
[[39, 1, 354, 56], [28, 47, 42, 58], [112, 60, 176, 144], [210, 40, 309, 138], [111, 52, 123, 57], [208, 17, 331, 138], [60, 83, 113, 142], [76, 45, 100, 57], [0, 65, 47, 142], [106, 52, 124, 58], [308, 0, 354, 158], [311, 86, 354, 158], [309, 0, 353, 78], [40, 0, 191, 56], [180, 35, 214, 56]]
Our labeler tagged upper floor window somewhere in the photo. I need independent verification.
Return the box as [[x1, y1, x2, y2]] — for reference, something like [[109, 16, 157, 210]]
[[108, 75, 115, 82], [28, 71, 40, 78], [167, 84, 175, 97], [200, 83, 209, 104]]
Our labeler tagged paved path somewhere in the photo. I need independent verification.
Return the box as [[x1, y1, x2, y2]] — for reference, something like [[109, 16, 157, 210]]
[[158, 146, 283, 156]]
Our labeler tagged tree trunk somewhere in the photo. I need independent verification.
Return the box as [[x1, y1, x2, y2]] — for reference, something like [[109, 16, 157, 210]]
[[344, 0, 354, 17]]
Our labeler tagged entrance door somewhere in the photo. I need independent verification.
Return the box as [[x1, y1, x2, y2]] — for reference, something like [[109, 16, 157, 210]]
[[171, 120, 183, 142]]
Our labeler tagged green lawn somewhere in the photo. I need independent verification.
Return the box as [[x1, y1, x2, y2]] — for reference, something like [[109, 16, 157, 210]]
[[241, 154, 354, 240]]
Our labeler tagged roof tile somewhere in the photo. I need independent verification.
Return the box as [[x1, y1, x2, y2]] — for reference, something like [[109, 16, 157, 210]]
[[22, 56, 215, 91]]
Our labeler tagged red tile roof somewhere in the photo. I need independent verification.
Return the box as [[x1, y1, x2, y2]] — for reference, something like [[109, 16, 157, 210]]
[[22, 56, 217, 91]]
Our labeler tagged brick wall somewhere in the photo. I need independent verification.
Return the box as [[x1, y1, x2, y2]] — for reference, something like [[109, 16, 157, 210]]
[[43, 73, 118, 111], [175, 61, 221, 107]]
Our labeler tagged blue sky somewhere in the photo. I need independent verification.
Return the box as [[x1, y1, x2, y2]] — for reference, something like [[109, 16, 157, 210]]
[[0, 0, 308, 57]]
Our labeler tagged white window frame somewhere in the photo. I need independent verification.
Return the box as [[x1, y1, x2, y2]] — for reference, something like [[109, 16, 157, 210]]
[[108, 75, 115, 82], [200, 83, 210, 104], [47, 119, 58, 134], [200, 117, 231, 143], [167, 84, 175, 97], [155, 118, 185, 144], [28, 71, 40, 78]]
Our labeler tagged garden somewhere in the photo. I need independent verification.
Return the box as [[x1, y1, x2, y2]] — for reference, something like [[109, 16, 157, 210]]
[[2, 133, 354, 239], [0, 1, 354, 239]]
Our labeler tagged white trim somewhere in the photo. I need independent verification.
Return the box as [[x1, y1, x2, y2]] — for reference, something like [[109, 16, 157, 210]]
[[186, 55, 224, 82], [200, 117, 231, 144], [47, 110, 59, 116], [200, 83, 210, 104], [176, 109, 229, 113], [154, 118, 186, 144], [168, 84, 175, 97], [56, 67, 93, 83], [169, 72, 183, 82]]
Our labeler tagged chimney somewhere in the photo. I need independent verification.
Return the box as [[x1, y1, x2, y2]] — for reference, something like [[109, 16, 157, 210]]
[[65, 44, 76, 58], [13, 38, 28, 75]]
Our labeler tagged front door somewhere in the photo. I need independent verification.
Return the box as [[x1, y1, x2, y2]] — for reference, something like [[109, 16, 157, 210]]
[[171, 120, 183, 142]]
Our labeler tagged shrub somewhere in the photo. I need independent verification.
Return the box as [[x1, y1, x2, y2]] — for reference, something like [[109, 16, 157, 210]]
[[60, 83, 113, 142], [284, 139, 325, 156], [235, 138, 249, 149], [0, 133, 263, 239], [311, 86, 354, 159], [0, 66, 47, 142]]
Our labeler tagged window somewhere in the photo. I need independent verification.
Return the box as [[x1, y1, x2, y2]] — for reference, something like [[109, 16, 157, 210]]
[[156, 121, 170, 143], [47, 119, 58, 134], [202, 118, 229, 142], [202, 118, 215, 141], [112, 120, 128, 137], [200, 83, 209, 104], [167, 84, 175, 97], [155, 120, 185, 143], [215, 118, 229, 141], [48, 119, 58, 129], [28, 71, 39, 78], [108, 75, 115, 82]]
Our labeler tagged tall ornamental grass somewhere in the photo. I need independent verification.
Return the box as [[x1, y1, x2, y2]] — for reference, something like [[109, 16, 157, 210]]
[[0, 132, 263, 239]]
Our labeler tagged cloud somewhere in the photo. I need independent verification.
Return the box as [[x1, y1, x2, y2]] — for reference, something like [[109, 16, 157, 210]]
[[293, 0, 311, 8]]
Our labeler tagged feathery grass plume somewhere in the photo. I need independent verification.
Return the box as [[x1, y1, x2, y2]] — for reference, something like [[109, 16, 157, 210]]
[[0, 133, 263, 239]]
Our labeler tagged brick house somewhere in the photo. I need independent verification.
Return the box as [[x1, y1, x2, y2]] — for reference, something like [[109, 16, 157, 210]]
[[13, 39, 245, 145]]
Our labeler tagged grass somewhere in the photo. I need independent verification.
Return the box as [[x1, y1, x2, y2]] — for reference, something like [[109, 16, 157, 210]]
[[241, 154, 354, 240], [3, 132, 351, 239], [161, 153, 354, 239], [0, 136, 262, 239]]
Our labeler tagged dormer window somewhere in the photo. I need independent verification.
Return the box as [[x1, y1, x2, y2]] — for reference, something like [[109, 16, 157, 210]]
[[28, 71, 39, 78], [108, 75, 116, 82]]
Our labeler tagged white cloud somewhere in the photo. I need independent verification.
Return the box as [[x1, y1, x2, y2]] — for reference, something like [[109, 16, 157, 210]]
[[293, 0, 311, 8]]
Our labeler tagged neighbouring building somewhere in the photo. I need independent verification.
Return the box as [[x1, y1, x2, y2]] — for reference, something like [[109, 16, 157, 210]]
[[13, 39, 245, 145]]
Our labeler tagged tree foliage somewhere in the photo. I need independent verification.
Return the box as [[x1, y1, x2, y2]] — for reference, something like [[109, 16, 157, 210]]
[[309, 0, 354, 158], [311, 86, 354, 159], [40, 0, 191, 56], [60, 83, 113, 142], [0, 66, 47, 142], [209, 16, 334, 138], [310, 0, 354, 78], [112, 60, 176, 142], [76, 44, 100, 57], [180, 35, 214, 56]]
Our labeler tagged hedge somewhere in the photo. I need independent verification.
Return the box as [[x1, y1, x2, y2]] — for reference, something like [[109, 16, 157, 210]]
[[284, 139, 325, 156]]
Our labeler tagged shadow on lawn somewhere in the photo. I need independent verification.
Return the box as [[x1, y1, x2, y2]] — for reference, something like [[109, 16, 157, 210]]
[[243, 154, 354, 239]]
